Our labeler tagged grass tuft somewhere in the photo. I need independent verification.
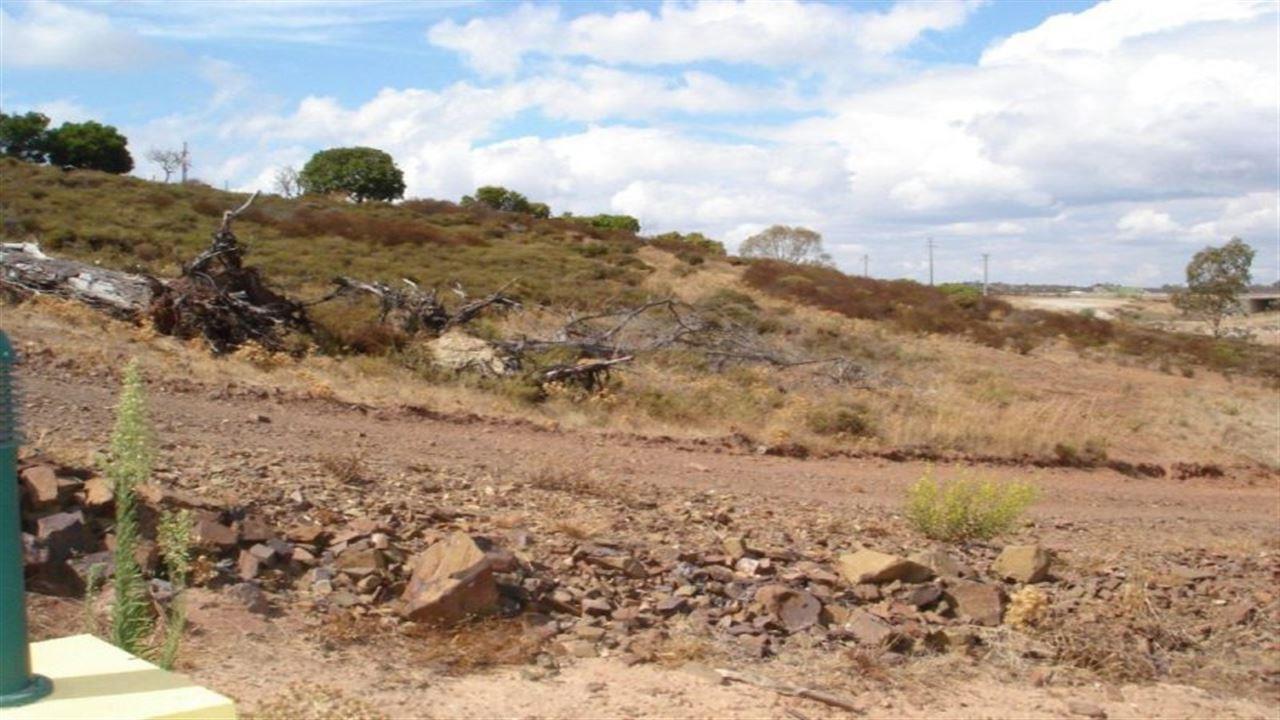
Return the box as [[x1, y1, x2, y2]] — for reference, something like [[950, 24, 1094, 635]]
[[904, 470, 1037, 542]]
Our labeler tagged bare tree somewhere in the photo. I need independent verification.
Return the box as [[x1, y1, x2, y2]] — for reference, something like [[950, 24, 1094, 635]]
[[146, 148, 185, 183], [739, 225, 832, 266], [273, 165, 301, 198]]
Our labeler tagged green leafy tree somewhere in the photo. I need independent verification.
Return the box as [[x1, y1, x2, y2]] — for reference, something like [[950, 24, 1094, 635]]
[[299, 146, 405, 202], [461, 185, 551, 217], [1172, 237, 1255, 337], [0, 111, 51, 162], [107, 360, 154, 655], [45, 120, 133, 173], [739, 225, 831, 266]]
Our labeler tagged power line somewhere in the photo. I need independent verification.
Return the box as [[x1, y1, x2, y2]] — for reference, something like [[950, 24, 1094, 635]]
[[862, 253, 869, 278]]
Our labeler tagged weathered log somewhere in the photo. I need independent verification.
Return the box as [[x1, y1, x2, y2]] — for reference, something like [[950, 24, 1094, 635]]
[[0, 242, 153, 317]]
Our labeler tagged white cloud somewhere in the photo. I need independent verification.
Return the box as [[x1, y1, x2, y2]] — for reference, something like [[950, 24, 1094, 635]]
[[1116, 208, 1180, 238], [427, 0, 984, 75], [0, 1, 154, 69]]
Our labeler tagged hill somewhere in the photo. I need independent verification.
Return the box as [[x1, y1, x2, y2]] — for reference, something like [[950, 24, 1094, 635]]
[[2, 159, 1276, 469]]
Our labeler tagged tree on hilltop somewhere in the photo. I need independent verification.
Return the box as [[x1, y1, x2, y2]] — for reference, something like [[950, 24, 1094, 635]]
[[299, 147, 405, 203], [739, 225, 831, 266], [1172, 237, 1255, 337]]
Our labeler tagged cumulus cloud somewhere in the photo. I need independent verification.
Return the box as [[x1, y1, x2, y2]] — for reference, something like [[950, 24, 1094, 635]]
[[427, 0, 984, 75], [0, 0, 155, 69]]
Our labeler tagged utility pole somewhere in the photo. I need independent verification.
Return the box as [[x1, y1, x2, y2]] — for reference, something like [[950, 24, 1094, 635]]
[[179, 141, 190, 184], [862, 254, 869, 278], [982, 253, 990, 297], [927, 237, 934, 286]]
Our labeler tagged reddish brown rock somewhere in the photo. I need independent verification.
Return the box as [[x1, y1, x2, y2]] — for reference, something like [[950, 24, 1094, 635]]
[[992, 545, 1052, 584], [82, 477, 114, 509], [36, 511, 90, 561], [400, 532, 499, 625], [753, 584, 822, 632], [946, 580, 1006, 626], [21, 465, 60, 510], [192, 513, 239, 551], [838, 549, 933, 585]]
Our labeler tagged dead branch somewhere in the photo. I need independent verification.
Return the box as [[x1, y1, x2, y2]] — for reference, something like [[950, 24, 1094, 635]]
[[323, 276, 520, 335], [539, 355, 633, 391], [714, 668, 861, 714]]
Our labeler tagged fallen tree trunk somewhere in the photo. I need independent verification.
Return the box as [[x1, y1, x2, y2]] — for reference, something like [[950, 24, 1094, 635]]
[[0, 242, 155, 317]]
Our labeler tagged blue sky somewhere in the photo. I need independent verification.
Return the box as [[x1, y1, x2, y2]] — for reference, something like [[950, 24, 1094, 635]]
[[2, 0, 1276, 285]]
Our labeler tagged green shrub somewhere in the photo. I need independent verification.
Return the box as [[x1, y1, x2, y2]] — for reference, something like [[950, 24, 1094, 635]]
[[905, 471, 1037, 542], [156, 508, 193, 670]]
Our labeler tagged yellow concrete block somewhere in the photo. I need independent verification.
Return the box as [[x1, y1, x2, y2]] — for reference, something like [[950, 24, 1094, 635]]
[[0, 634, 235, 720]]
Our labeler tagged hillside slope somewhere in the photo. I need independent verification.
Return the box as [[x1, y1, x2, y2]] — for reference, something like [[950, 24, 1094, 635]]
[[2, 159, 1276, 468]]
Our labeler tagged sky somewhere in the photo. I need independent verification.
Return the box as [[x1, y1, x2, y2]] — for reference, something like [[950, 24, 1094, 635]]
[[1, 0, 1277, 286]]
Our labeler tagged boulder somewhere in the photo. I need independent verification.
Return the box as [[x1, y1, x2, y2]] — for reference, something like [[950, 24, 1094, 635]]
[[425, 330, 515, 376], [844, 609, 897, 647], [992, 545, 1051, 583], [20, 465, 60, 510], [82, 477, 114, 509], [400, 532, 499, 625], [753, 584, 822, 632], [36, 511, 91, 561], [946, 580, 1006, 626], [837, 549, 933, 585], [909, 549, 969, 579], [334, 547, 385, 577], [192, 513, 239, 551]]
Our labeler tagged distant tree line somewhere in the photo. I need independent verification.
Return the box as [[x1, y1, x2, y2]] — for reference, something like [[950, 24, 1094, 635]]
[[0, 111, 133, 173]]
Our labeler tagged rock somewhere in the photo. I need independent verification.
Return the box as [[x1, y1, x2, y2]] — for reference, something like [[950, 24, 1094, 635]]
[[237, 549, 261, 580], [137, 484, 222, 511], [83, 477, 114, 508], [902, 584, 943, 608], [286, 524, 329, 545], [426, 330, 515, 376], [36, 511, 90, 561], [1223, 603, 1255, 626], [851, 583, 882, 602], [946, 580, 1006, 626], [909, 549, 968, 578], [20, 465, 61, 510], [753, 584, 822, 632], [400, 532, 499, 625], [582, 597, 613, 616], [993, 545, 1052, 583], [722, 537, 747, 561], [26, 560, 86, 597], [228, 582, 270, 615], [557, 640, 598, 659], [335, 547, 385, 577], [838, 549, 933, 585], [192, 514, 239, 550], [656, 596, 689, 615], [845, 610, 898, 647], [1067, 700, 1107, 719], [738, 634, 770, 657], [239, 515, 274, 544]]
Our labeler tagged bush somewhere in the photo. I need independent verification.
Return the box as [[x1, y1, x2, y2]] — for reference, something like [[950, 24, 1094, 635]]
[[299, 146, 405, 203], [806, 403, 875, 438], [905, 471, 1037, 542]]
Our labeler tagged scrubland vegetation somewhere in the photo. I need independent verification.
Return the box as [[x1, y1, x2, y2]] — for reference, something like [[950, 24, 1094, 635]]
[[2, 159, 1276, 469]]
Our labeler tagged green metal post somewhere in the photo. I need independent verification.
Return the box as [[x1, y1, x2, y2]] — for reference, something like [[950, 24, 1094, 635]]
[[0, 331, 53, 706]]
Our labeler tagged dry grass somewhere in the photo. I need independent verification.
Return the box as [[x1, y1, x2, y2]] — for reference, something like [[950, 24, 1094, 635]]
[[404, 617, 551, 675], [319, 451, 369, 485]]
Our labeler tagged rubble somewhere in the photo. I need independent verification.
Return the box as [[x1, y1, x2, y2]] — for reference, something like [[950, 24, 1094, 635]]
[[400, 532, 499, 625], [992, 544, 1052, 583], [837, 549, 933, 585]]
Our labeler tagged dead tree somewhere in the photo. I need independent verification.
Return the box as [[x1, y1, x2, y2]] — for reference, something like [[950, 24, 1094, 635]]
[[1, 193, 310, 354], [321, 276, 520, 335]]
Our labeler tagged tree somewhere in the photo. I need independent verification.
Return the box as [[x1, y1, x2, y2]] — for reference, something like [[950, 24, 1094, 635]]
[[45, 120, 133, 173], [739, 225, 831, 266], [586, 214, 640, 232], [0, 111, 51, 162], [1172, 237, 1255, 337], [146, 148, 184, 183], [461, 185, 550, 216], [298, 147, 405, 202], [273, 164, 301, 198]]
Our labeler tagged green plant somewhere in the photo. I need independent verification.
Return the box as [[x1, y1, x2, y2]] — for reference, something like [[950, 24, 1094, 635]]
[[107, 359, 155, 655], [46, 120, 133, 174], [299, 146, 405, 203], [1172, 237, 1255, 337], [156, 508, 193, 670], [904, 471, 1038, 542], [0, 110, 51, 162]]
